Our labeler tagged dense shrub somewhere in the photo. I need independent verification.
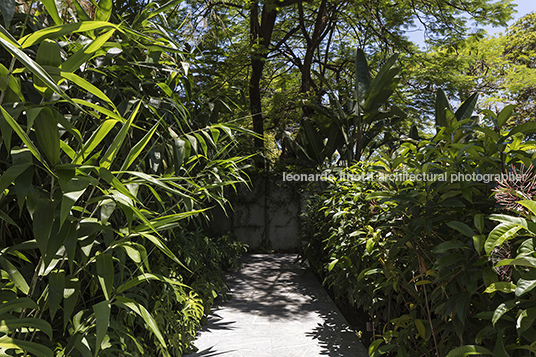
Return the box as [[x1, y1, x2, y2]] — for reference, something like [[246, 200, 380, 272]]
[[300, 104, 536, 356]]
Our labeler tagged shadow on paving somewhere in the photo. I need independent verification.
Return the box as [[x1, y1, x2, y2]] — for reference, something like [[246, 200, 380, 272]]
[[185, 254, 368, 357]]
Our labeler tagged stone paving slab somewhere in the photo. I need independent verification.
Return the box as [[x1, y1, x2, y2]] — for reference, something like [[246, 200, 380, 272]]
[[185, 254, 369, 357]]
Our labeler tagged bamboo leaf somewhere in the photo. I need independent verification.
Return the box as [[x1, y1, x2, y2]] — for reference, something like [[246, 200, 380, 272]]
[[0, 257, 29, 294], [73, 119, 120, 164], [0, 335, 53, 357], [114, 296, 167, 350], [0, 318, 52, 339], [47, 271, 64, 322], [120, 123, 159, 171], [99, 101, 140, 169], [0, 106, 54, 175], [34, 107, 60, 166], [0, 297, 38, 315], [96, 253, 113, 300], [93, 300, 111, 356], [19, 22, 120, 48], [116, 273, 187, 294]]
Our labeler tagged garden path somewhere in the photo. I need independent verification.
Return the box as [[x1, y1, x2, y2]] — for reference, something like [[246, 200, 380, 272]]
[[185, 254, 369, 357]]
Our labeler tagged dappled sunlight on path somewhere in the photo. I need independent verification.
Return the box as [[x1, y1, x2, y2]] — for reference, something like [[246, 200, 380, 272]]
[[185, 254, 368, 357]]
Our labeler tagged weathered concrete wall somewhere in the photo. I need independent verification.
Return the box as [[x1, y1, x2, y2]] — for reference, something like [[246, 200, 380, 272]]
[[209, 174, 307, 250]]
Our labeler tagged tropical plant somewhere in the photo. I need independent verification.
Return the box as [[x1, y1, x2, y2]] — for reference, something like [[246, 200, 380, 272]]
[[285, 49, 406, 167]]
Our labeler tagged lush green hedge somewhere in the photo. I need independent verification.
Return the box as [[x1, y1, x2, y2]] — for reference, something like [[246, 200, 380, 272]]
[[300, 107, 536, 356]]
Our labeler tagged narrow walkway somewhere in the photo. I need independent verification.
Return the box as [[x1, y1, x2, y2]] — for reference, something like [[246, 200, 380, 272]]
[[186, 254, 369, 357]]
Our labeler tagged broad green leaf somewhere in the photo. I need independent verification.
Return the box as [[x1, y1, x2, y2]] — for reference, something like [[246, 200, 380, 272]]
[[446, 345, 492, 357], [45, 67, 117, 111], [454, 92, 479, 121], [484, 282, 516, 294], [508, 122, 536, 137], [114, 296, 167, 349], [474, 214, 484, 234], [518, 200, 536, 217], [435, 89, 452, 128], [48, 270, 64, 319], [495, 256, 536, 268], [93, 300, 111, 356], [33, 198, 56, 257], [414, 319, 426, 339], [0, 0, 15, 27], [447, 221, 475, 237], [41, 0, 62, 26], [96, 253, 113, 300], [0, 335, 53, 357], [0, 318, 52, 339], [0, 297, 38, 315], [497, 104, 516, 128], [484, 222, 523, 254], [0, 257, 29, 294], [137, 232, 189, 271], [19, 22, 120, 48], [492, 300, 516, 326], [515, 270, 536, 297], [95, 0, 112, 22], [327, 259, 338, 272], [63, 278, 80, 330], [33, 107, 60, 166], [60, 177, 92, 227], [472, 235, 485, 254], [0, 63, 24, 100], [34, 40, 62, 97]]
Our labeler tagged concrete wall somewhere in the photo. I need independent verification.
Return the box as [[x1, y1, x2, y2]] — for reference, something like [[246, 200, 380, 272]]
[[209, 175, 307, 251]]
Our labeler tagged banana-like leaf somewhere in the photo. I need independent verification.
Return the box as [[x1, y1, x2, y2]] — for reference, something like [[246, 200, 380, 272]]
[[355, 49, 371, 102], [497, 104, 516, 128], [435, 89, 453, 128], [455, 93, 479, 121]]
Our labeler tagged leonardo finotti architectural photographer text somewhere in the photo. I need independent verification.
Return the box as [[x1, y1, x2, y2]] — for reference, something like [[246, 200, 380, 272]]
[[282, 171, 522, 184]]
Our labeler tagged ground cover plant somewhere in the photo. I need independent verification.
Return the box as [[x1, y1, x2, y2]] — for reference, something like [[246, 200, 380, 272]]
[[0, 1, 250, 356], [300, 90, 536, 355]]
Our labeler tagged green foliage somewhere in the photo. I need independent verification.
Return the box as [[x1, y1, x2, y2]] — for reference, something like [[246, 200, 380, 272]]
[[300, 94, 536, 355], [0, 2, 249, 356], [285, 49, 406, 167]]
